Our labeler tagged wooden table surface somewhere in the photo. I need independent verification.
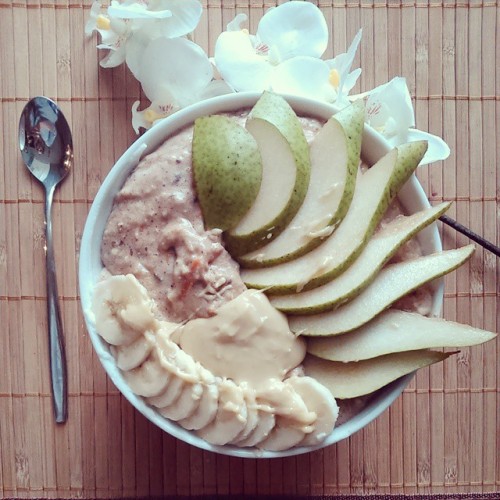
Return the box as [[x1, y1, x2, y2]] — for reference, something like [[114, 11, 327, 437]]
[[0, 1, 499, 498]]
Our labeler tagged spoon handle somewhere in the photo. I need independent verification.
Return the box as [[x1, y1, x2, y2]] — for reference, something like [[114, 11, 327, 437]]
[[440, 214, 500, 258], [44, 185, 68, 423]]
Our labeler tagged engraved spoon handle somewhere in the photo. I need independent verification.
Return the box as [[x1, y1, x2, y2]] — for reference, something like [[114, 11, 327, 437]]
[[44, 184, 68, 423]]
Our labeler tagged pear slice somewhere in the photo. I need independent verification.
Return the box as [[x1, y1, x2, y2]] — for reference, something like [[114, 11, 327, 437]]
[[239, 100, 364, 268], [192, 115, 262, 231], [242, 141, 428, 294], [270, 202, 451, 314], [307, 309, 497, 362], [224, 92, 311, 256], [290, 245, 475, 336], [303, 350, 455, 399]]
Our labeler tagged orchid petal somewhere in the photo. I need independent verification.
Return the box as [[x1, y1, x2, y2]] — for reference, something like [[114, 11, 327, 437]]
[[108, 0, 173, 20], [366, 77, 415, 144], [326, 29, 362, 107], [131, 101, 151, 134], [154, 0, 203, 38], [138, 37, 213, 106], [334, 67, 362, 108], [85, 1, 103, 35], [257, 1, 328, 62], [131, 100, 177, 134], [271, 56, 336, 102], [96, 28, 121, 47], [227, 13, 247, 31], [406, 129, 451, 165], [327, 29, 362, 78], [107, 0, 202, 38], [342, 67, 362, 94], [199, 79, 234, 100], [109, 16, 129, 36], [98, 44, 127, 68], [214, 30, 272, 92], [125, 34, 149, 78]]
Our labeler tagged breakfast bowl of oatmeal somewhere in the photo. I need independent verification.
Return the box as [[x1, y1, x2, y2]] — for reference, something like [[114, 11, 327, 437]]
[[79, 91, 454, 458]]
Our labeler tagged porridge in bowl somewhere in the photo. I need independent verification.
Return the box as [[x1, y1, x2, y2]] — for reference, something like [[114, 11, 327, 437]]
[[80, 92, 492, 457], [94, 108, 340, 451]]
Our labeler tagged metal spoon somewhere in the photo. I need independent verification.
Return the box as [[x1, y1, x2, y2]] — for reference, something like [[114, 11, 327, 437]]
[[19, 96, 72, 423]]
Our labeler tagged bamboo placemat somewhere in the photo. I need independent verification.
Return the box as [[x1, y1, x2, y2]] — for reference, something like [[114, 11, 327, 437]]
[[0, 0, 498, 498]]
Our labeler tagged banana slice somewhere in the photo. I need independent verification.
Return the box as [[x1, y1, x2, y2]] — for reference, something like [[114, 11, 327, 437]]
[[95, 275, 339, 451], [257, 379, 316, 426], [123, 351, 171, 397], [147, 342, 199, 408], [157, 380, 204, 421], [258, 418, 310, 451], [234, 409, 275, 448], [229, 385, 259, 444], [112, 335, 154, 371], [179, 367, 220, 431], [251, 378, 317, 450], [149, 375, 184, 409], [196, 379, 248, 446], [286, 376, 339, 446], [93, 274, 158, 346]]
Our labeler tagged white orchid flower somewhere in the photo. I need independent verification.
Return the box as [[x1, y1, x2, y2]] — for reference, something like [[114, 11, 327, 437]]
[[109, 0, 203, 39], [107, 0, 173, 20], [326, 29, 362, 107], [86, 0, 202, 71], [85, 1, 107, 35], [85, 2, 130, 67], [270, 56, 337, 102], [270, 29, 362, 106], [132, 37, 232, 133], [131, 100, 179, 134], [214, 1, 328, 92], [364, 77, 450, 165]]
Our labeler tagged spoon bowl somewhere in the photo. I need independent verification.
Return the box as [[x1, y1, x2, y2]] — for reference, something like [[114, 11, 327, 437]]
[[19, 96, 72, 188], [19, 96, 73, 423]]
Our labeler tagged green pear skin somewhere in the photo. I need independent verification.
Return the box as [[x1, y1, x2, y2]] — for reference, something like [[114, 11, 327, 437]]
[[192, 115, 262, 231], [224, 92, 311, 256], [270, 202, 451, 314], [307, 309, 497, 362], [289, 245, 475, 336], [241, 141, 428, 295], [238, 99, 364, 268], [329, 99, 364, 225], [303, 350, 455, 399]]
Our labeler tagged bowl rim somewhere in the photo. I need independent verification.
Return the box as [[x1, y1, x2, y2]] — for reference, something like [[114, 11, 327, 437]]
[[79, 91, 444, 459]]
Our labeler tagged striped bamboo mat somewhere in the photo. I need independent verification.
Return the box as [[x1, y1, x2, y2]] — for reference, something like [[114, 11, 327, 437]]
[[0, 1, 498, 498]]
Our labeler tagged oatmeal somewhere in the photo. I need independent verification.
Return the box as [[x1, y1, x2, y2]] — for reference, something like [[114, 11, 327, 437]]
[[95, 106, 430, 450]]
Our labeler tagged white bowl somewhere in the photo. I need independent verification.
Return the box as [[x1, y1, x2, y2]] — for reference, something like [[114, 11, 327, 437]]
[[79, 92, 443, 458]]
